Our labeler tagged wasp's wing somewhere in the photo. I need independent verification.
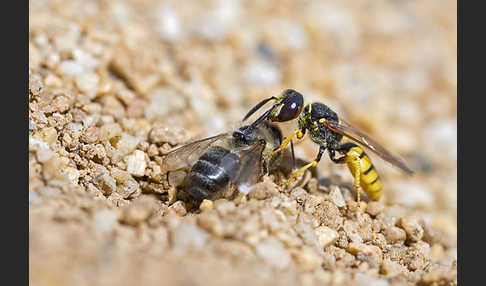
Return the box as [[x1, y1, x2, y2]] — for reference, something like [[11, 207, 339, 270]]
[[230, 143, 267, 194], [323, 119, 414, 175], [163, 133, 229, 172]]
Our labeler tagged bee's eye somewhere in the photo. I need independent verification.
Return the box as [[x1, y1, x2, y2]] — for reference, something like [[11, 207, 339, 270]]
[[276, 89, 304, 122]]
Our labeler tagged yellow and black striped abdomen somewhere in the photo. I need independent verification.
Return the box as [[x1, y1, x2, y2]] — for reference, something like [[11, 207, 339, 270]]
[[344, 146, 382, 201]]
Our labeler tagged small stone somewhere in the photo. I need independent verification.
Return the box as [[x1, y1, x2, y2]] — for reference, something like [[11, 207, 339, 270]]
[[399, 215, 424, 242], [315, 225, 339, 249], [99, 123, 122, 142], [168, 201, 187, 216], [248, 178, 279, 199], [36, 146, 53, 163], [75, 73, 100, 99], [93, 173, 116, 196], [149, 123, 186, 145], [198, 212, 224, 237], [199, 199, 214, 212], [380, 259, 403, 276], [117, 177, 140, 199], [255, 237, 292, 270], [80, 126, 99, 144], [384, 226, 407, 244], [59, 60, 83, 76], [346, 242, 383, 267], [214, 199, 236, 216], [343, 220, 363, 243], [126, 150, 147, 177], [329, 186, 346, 208], [171, 223, 208, 253], [292, 247, 321, 272], [366, 201, 384, 216], [91, 209, 118, 233], [110, 168, 132, 184], [120, 197, 157, 226]]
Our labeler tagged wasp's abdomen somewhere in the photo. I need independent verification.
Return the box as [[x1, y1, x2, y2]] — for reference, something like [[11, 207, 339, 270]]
[[185, 146, 240, 202], [345, 146, 382, 201]]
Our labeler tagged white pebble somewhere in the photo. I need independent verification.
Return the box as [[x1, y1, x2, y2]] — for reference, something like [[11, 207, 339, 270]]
[[242, 61, 281, 86], [91, 209, 118, 233], [315, 225, 339, 249], [329, 186, 346, 208], [59, 60, 84, 76], [75, 73, 100, 99], [256, 237, 292, 270], [156, 5, 182, 42], [126, 150, 147, 177], [390, 181, 434, 208]]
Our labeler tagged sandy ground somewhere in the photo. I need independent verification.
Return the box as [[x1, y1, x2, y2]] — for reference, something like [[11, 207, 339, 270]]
[[29, 0, 457, 285]]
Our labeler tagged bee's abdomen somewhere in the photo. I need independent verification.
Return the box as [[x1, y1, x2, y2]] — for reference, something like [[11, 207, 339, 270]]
[[185, 146, 240, 202]]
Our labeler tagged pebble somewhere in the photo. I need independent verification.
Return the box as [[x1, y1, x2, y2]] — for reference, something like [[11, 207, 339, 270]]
[[380, 259, 403, 276], [390, 181, 434, 208], [126, 150, 147, 177], [399, 215, 424, 242], [75, 73, 100, 99], [99, 123, 122, 141], [36, 146, 54, 163], [384, 226, 407, 244], [292, 247, 321, 272], [366, 201, 384, 216], [242, 61, 281, 86], [171, 223, 208, 253], [314, 225, 339, 249], [255, 237, 292, 270], [329, 186, 346, 208], [59, 60, 84, 76], [155, 5, 182, 42], [199, 199, 214, 212], [197, 212, 225, 237], [93, 173, 116, 195], [91, 209, 118, 233], [346, 242, 383, 267], [149, 123, 186, 146], [168, 201, 187, 216]]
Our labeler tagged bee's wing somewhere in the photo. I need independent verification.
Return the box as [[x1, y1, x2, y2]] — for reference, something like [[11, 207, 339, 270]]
[[163, 133, 230, 172], [322, 119, 414, 175], [231, 142, 267, 194]]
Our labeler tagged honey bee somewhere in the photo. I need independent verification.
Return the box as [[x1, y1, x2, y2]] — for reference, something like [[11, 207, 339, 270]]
[[244, 89, 414, 205], [163, 121, 284, 205]]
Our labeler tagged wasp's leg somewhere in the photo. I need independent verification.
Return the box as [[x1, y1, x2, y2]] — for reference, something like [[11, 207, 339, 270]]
[[337, 142, 363, 206], [282, 145, 326, 185], [265, 129, 303, 160]]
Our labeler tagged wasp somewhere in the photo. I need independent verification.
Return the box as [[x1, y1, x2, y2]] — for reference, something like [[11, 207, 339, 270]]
[[163, 121, 284, 205], [243, 89, 414, 205]]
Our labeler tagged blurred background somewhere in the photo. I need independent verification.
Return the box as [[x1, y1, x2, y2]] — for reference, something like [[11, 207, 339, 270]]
[[30, 0, 456, 284]]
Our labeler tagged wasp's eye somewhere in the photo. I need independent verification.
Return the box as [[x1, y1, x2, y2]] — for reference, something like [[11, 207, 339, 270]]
[[276, 89, 304, 122]]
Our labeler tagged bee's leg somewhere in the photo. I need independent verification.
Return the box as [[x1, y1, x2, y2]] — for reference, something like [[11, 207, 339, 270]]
[[265, 129, 303, 160], [283, 145, 326, 185], [337, 143, 363, 207]]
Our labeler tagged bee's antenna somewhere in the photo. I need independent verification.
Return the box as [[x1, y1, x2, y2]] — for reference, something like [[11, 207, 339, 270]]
[[243, 96, 277, 122]]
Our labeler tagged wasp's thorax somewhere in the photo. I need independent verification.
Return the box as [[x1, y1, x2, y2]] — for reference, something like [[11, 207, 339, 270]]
[[298, 103, 342, 148]]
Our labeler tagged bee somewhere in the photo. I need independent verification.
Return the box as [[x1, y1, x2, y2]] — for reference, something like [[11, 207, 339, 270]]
[[244, 89, 414, 205], [163, 121, 284, 205]]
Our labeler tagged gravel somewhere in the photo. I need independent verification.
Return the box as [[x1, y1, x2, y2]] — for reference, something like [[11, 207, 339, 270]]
[[29, 0, 457, 285]]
